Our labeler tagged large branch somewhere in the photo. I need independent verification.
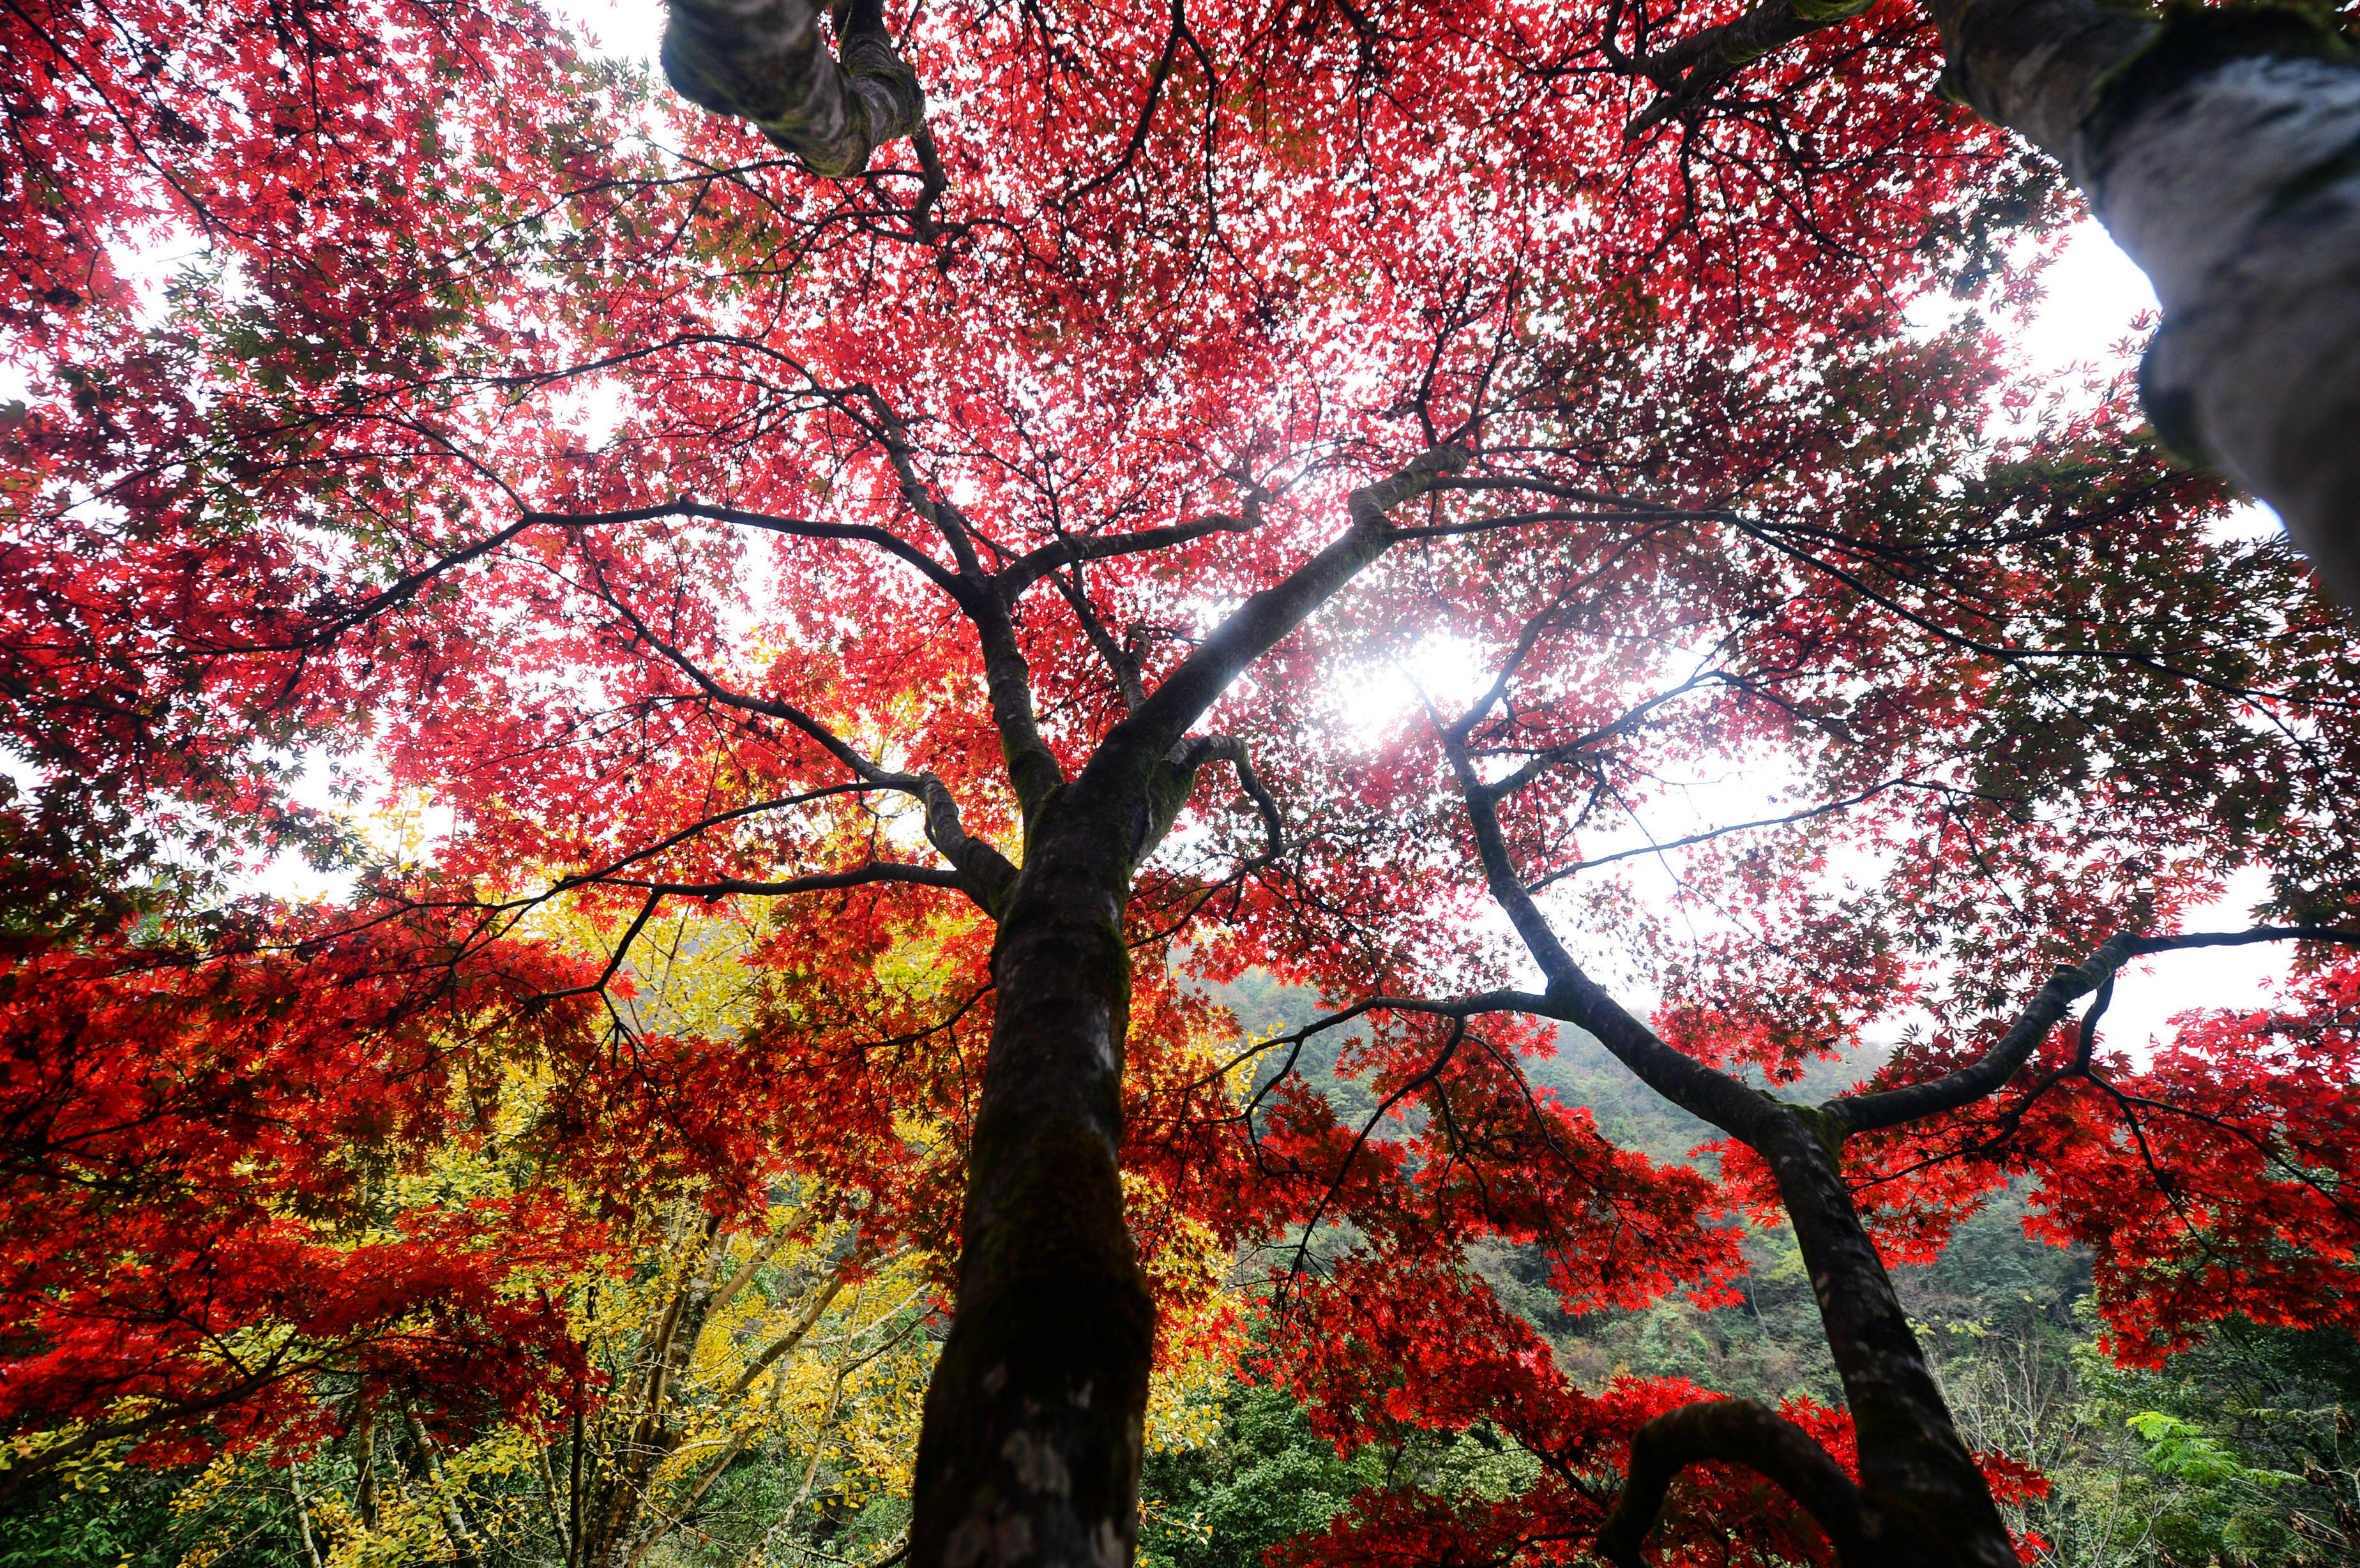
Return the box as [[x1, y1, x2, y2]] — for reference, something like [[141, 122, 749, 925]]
[[992, 511, 1260, 600], [540, 787, 866, 895], [1830, 925, 2360, 1135], [662, 0, 925, 179], [1610, 0, 1861, 138], [289, 498, 960, 656], [614, 863, 974, 899], [1595, 1399, 1872, 1568], [1100, 446, 1469, 770], [541, 499, 967, 597], [1439, 726, 1779, 1143]]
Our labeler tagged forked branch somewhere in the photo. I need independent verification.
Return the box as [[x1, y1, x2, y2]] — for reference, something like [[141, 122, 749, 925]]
[[1158, 734, 1284, 864], [582, 564, 1018, 910]]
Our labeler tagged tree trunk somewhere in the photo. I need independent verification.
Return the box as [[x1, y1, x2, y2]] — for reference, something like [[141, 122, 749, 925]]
[[910, 790, 1155, 1568], [896, 448, 1461, 1568], [1928, 0, 2360, 605], [1457, 754, 2020, 1564], [662, 0, 924, 178], [1592, 1104, 2020, 1566], [1754, 1111, 2015, 1567]]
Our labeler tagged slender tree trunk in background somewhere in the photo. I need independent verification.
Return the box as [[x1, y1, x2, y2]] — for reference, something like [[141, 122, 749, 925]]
[[583, 1217, 736, 1568], [403, 1398, 487, 1568], [1752, 1114, 2016, 1567], [353, 1400, 379, 1531], [1928, 0, 2360, 605], [290, 1463, 328, 1568], [1458, 764, 2013, 1565]]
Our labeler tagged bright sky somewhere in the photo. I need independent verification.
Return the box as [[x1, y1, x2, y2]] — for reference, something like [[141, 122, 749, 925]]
[[560, 0, 663, 58], [2017, 222, 2159, 374]]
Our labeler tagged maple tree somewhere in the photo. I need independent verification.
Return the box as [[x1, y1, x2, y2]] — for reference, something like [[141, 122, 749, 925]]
[[654, 0, 2360, 603], [8, 1, 2360, 1567]]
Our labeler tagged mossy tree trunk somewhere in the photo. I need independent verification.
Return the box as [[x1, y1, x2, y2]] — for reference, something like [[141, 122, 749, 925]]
[[907, 797, 1154, 1568], [895, 448, 1469, 1568]]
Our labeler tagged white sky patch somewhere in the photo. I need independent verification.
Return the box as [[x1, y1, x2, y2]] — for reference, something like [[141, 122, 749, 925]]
[[2013, 222, 2158, 375], [2098, 865, 2292, 1051], [554, 0, 665, 61], [1329, 633, 1494, 743], [229, 752, 388, 907]]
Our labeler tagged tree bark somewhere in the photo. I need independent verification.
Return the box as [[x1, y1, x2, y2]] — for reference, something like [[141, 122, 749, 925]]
[[662, 0, 924, 178], [907, 448, 1465, 1568], [1596, 1398, 1872, 1567], [1751, 1112, 2016, 1567], [909, 795, 1157, 1568], [1927, 0, 2360, 606]]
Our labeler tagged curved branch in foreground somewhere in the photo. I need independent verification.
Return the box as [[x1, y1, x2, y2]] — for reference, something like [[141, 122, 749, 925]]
[[662, 0, 925, 179], [1596, 1399, 1870, 1568]]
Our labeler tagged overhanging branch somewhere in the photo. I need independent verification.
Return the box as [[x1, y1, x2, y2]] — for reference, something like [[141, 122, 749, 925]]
[[1827, 926, 2360, 1136], [663, 0, 925, 179]]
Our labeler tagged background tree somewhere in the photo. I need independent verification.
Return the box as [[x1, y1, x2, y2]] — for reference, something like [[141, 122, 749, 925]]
[[8, 2, 2360, 1567]]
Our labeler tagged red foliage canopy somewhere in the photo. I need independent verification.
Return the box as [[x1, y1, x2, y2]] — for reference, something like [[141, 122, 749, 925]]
[[6, 0, 2360, 1560]]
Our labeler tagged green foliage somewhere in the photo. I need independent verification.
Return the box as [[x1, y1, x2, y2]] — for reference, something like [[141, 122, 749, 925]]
[[1142, 1384, 1366, 1568], [1139, 1378, 1541, 1568], [0, 1458, 308, 1568], [2039, 1318, 2360, 1567]]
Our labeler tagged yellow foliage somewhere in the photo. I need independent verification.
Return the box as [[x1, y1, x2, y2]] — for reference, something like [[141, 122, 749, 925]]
[[287, 898, 939, 1568]]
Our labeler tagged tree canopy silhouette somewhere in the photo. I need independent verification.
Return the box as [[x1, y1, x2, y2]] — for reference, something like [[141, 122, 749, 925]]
[[6, 1, 2360, 1565]]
